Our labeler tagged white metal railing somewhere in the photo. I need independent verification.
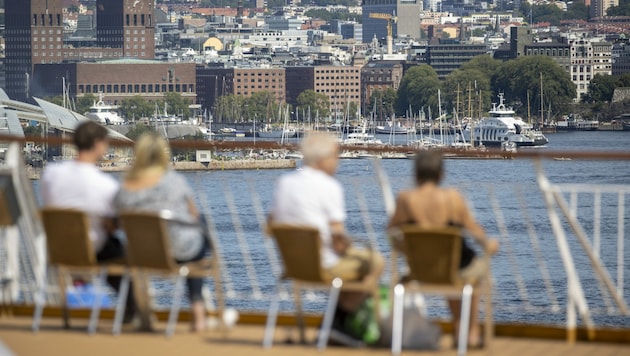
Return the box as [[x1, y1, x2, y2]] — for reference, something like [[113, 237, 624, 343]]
[[536, 160, 629, 339], [1, 142, 629, 341]]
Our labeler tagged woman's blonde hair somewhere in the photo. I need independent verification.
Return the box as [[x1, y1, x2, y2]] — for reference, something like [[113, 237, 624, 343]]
[[126, 132, 171, 179]]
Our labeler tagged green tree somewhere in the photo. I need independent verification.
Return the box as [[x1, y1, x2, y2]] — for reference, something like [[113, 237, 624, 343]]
[[493, 56, 576, 117], [369, 88, 397, 120], [565, 1, 589, 20], [583, 74, 618, 103], [162, 92, 191, 119], [245, 91, 280, 122], [396, 65, 442, 117], [616, 72, 630, 87], [304, 9, 361, 22], [521, 1, 588, 25], [216, 94, 246, 122], [76, 93, 98, 114], [606, 0, 630, 16], [443, 67, 492, 116], [297, 90, 331, 120], [120, 95, 154, 120]]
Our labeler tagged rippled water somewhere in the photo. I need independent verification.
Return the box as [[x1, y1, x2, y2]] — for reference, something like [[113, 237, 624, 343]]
[[32, 131, 630, 326]]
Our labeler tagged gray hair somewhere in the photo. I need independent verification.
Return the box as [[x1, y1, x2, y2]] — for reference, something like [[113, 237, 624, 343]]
[[301, 132, 339, 166]]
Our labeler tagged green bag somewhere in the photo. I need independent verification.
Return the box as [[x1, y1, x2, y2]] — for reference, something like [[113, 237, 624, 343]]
[[344, 286, 390, 345]]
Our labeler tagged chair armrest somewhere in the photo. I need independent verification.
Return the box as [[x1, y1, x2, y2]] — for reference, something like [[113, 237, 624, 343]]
[[157, 209, 202, 228]]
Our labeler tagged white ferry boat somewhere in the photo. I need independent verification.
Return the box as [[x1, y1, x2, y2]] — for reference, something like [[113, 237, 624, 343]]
[[84, 93, 125, 125], [464, 93, 548, 147]]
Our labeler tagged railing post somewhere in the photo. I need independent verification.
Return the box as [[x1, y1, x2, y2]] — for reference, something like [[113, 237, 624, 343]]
[[535, 160, 588, 344]]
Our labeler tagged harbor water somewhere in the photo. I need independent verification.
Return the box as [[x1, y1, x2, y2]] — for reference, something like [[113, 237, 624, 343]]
[[32, 131, 630, 327]]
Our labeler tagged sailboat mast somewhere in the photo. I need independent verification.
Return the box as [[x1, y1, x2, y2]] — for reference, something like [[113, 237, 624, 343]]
[[540, 72, 544, 126]]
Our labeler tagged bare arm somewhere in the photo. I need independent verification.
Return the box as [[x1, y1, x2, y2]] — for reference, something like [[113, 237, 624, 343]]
[[330, 221, 351, 255], [454, 190, 499, 255], [187, 197, 200, 220]]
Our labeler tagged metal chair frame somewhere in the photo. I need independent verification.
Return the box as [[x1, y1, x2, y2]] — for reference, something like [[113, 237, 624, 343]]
[[114, 210, 224, 337], [263, 223, 378, 351], [391, 226, 493, 356], [33, 208, 123, 335]]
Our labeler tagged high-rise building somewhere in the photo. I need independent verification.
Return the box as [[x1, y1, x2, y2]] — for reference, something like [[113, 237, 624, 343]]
[[397, 0, 422, 40], [96, 0, 155, 59], [5, 0, 64, 102], [362, 0, 397, 44], [590, 0, 618, 19], [4, 0, 155, 101]]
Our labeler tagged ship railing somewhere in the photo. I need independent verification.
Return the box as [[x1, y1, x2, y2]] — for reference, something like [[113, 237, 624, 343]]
[[1, 135, 629, 342], [536, 161, 630, 341]]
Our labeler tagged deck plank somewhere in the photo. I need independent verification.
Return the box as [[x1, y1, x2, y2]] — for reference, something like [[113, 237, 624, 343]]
[[0, 317, 629, 356]]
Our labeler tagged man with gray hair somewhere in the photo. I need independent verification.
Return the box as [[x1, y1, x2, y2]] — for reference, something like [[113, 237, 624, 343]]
[[269, 132, 384, 314]]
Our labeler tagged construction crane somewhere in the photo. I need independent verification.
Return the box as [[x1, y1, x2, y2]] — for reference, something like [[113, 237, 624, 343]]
[[368, 12, 397, 55]]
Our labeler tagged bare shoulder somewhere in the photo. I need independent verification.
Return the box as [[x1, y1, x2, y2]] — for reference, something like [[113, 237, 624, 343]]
[[444, 187, 465, 202]]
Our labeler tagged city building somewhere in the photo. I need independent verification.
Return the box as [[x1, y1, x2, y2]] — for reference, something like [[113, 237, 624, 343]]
[[362, 0, 398, 44], [5, 0, 156, 102], [524, 42, 571, 72], [31, 60, 197, 107], [196, 66, 286, 122], [360, 60, 404, 115], [612, 42, 630, 75], [524, 35, 612, 101], [96, 0, 156, 59], [426, 41, 489, 79], [590, 0, 619, 19], [569, 37, 612, 100], [397, 0, 422, 40], [5, 0, 64, 102], [313, 65, 361, 120]]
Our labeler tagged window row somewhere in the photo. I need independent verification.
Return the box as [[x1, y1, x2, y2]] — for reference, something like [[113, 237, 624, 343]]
[[33, 37, 63, 42], [78, 83, 194, 94], [236, 79, 278, 83], [125, 14, 152, 27], [32, 29, 62, 35], [235, 72, 281, 76], [32, 14, 62, 27], [316, 76, 360, 80], [236, 85, 283, 89]]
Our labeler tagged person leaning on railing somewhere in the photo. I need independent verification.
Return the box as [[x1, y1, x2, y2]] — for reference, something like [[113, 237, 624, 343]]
[[387, 149, 499, 349], [267, 132, 385, 314], [40, 120, 138, 323], [114, 132, 211, 333]]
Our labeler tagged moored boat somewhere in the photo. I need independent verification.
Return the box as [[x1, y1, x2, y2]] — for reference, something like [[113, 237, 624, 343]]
[[464, 93, 548, 147], [84, 93, 125, 125]]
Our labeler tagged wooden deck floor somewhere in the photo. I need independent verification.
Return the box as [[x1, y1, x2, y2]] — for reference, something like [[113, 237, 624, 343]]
[[1, 316, 629, 356]]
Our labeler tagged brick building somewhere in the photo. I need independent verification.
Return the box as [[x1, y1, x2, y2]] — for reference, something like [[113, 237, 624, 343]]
[[5, 0, 156, 101], [32, 60, 197, 106]]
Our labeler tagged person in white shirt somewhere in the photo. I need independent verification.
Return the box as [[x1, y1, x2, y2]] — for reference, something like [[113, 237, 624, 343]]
[[41, 120, 136, 322], [268, 132, 384, 313]]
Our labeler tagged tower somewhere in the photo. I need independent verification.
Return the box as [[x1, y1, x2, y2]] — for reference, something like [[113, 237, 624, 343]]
[[5, 0, 64, 101], [96, 0, 155, 59]]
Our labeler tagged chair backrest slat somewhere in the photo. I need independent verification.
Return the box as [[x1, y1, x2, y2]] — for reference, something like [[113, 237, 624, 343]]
[[119, 211, 177, 272], [400, 226, 462, 285], [269, 224, 324, 283], [41, 208, 96, 267]]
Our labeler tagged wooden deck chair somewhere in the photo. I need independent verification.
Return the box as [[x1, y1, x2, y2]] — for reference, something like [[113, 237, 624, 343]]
[[263, 224, 379, 351], [33, 208, 124, 334], [114, 210, 224, 337], [391, 226, 493, 356]]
